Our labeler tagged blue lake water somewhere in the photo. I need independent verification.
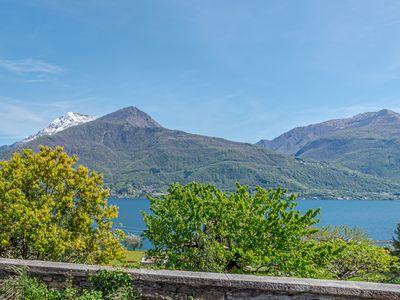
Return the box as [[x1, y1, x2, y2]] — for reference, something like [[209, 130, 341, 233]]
[[109, 198, 400, 249]]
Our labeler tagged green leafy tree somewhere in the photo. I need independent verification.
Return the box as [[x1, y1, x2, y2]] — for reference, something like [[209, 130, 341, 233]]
[[122, 234, 143, 250], [314, 225, 371, 243], [327, 240, 398, 280], [393, 223, 400, 257], [314, 226, 399, 280], [0, 146, 124, 264], [143, 182, 333, 277]]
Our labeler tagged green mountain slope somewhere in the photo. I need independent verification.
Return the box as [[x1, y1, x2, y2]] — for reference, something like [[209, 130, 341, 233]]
[[2, 107, 400, 199], [257, 109, 400, 180]]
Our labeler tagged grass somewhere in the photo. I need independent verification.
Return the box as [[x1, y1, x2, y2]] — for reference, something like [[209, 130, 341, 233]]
[[124, 250, 144, 263], [111, 250, 145, 268]]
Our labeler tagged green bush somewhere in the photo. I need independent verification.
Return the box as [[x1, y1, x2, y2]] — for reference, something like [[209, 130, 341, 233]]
[[327, 240, 398, 280], [0, 269, 58, 300], [0, 268, 138, 300], [78, 290, 104, 300], [312, 226, 399, 280], [90, 269, 138, 300]]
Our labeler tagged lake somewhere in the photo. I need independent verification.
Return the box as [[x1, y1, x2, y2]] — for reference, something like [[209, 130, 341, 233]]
[[109, 198, 400, 249]]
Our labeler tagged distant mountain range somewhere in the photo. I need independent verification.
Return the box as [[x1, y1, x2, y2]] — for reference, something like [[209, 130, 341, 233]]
[[257, 109, 400, 180], [1, 107, 400, 199]]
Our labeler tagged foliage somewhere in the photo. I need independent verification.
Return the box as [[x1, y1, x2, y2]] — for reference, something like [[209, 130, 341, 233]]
[[0, 268, 102, 300], [77, 290, 103, 300], [90, 269, 138, 300], [327, 240, 398, 280], [313, 225, 371, 244], [143, 182, 338, 277], [0, 269, 139, 300], [122, 234, 143, 250], [393, 223, 400, 257], [0, 146, 124, 264], [143, 182, 400, 280], [313, 226, 399, 280], [0, 268, 54, 300]]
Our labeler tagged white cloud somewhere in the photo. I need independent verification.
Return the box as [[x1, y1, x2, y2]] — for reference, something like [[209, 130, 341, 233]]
[[0, 98, 47, 144], [0, 58, 64, 74]]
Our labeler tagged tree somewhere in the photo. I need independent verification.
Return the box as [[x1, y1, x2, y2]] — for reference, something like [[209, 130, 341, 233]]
[[143, 182, 332, 277], [315, 226, 399, 280], [313, 225, 370, 243], [122, 234, 143, 250], [0, 146, 124, 264], [393, 223, 400, 257], [327, 240, 397, 280]]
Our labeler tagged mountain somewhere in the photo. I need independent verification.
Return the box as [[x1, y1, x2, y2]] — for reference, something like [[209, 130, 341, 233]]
[[98, 106, 162, 128], [256, 109, 400, 179], [16, 112, 96, 145], [2, 106, 400, 199]]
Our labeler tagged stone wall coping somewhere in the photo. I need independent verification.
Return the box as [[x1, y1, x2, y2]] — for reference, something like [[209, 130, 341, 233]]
[[1, 258, 400, 299]]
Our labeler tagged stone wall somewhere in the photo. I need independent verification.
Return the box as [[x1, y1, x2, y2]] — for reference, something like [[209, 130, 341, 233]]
[[0, 258, 400, 300]]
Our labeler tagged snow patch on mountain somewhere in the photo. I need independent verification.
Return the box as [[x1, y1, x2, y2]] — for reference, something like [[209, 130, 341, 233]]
[[18, 112, 96, 144]]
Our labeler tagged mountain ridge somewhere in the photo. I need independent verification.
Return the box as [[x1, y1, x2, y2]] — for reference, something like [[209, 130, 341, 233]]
[[257, 109, 400, 154], [2, 106, 400, 199], [97, 106, 163, 128], [256, 109, 400, 180], [16, 112, 97, 146]]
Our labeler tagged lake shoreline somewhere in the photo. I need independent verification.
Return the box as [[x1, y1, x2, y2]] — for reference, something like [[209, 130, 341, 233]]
[[109, 198, 400, 250], [110, 196, 400, 202]]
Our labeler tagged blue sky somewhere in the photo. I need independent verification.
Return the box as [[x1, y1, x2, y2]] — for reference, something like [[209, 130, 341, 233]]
[[1, 0, 400, 145]]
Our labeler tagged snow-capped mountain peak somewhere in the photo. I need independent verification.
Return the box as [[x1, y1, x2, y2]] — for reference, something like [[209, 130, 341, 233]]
[[19, 112, 96, 144]]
